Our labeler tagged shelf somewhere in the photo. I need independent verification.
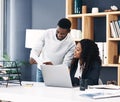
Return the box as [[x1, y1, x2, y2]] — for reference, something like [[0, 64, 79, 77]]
[[108, 38, 120, 41], [67, 11, 120, 18], [67, 12, 105, 17], [102, 64, 120, 67]]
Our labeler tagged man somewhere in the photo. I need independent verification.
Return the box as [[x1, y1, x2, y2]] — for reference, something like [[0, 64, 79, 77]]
[[29, 18, 75, 82]]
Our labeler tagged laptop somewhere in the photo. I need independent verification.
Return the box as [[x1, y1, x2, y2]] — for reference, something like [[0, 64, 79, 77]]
[[41, 64, 73, 88]]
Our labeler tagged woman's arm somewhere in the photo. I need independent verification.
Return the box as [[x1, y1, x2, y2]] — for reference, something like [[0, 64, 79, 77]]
[[83, 62, 101, 85]]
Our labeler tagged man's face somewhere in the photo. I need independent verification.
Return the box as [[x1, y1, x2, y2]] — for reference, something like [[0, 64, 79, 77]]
[[56, 26, 70, 40]]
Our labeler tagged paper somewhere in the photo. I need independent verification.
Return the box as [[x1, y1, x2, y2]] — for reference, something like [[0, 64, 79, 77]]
[[80, 92, 120, 99], [80, 89, 120, 99], [88, 84, 120, 90]]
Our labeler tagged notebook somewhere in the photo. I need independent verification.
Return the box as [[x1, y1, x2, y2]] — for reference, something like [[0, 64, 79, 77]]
[[41, 64, 73, 88]]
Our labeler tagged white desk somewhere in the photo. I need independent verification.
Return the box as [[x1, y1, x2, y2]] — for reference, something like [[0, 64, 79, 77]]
[[0, 81, 120, 102]]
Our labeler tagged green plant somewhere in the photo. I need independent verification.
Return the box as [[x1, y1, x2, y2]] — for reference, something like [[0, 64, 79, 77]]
[[2, 53, 29, 67], [15, 60, 29, 67], [2, 53, 10, 61]]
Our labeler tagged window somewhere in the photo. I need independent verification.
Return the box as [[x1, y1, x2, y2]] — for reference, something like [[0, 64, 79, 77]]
[[0, 0, 4, 60]]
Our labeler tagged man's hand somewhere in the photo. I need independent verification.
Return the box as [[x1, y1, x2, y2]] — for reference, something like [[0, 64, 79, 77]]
[[29, 57, 37, 64], [43, 62, 53, 65]]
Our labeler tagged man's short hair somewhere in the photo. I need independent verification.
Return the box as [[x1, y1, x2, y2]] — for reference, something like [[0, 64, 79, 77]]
[[57, 18, 71, 29]]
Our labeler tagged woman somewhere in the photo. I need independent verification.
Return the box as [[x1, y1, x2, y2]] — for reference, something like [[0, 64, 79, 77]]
[[70, 39, 102, 86]]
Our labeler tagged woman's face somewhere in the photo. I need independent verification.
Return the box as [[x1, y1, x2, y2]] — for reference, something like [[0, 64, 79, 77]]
[[74, 42, 82, 58]]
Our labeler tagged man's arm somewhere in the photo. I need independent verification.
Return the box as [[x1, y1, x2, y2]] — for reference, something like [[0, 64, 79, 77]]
[[29, 49, 42, 65], [29, 31, 45, 65], [63, 42, 75, 67]]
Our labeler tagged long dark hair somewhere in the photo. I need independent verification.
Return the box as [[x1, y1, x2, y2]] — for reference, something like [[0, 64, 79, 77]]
[[79, 39, 101, 71], [70, 39, 101, 76]]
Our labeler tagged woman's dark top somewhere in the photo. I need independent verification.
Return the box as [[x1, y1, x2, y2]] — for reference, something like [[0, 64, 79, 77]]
[[70, 59, 101, 86]]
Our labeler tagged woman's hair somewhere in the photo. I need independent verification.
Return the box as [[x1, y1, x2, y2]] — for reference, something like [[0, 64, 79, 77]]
[[79, 39, 101, 69], [70, 39, 101, 74]]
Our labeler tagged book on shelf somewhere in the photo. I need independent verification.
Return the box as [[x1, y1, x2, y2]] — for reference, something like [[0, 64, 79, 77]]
[[118, 20, 120, 27], [73, 0, 82, 14], [96, 42, 104, 63], [112, 21, 119, 37], [96, 42, 107, 64], [110, 21, 119, 38], [103, 42, 107, 64], [114, 20, 120, 37]]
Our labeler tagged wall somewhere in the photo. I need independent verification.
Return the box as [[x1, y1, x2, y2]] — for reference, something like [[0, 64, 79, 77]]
[[84, 0, 120, 13], [32, 0, 65, 29], [5, 0, 32, 81]]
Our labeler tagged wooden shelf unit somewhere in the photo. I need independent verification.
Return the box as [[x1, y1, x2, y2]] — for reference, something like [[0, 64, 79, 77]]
[[66, 0, 120, 85]]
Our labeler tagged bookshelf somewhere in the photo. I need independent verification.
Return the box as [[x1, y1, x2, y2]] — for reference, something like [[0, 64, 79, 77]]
[[66, 0, 120, 85]]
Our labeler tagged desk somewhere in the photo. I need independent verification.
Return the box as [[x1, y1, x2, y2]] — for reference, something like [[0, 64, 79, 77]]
[[0, 81, 120, 102]]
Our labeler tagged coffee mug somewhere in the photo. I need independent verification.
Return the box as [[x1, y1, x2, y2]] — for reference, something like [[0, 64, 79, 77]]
[[92, 7, 99, 13]]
